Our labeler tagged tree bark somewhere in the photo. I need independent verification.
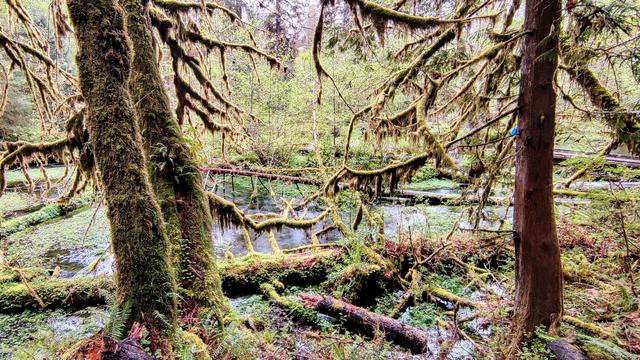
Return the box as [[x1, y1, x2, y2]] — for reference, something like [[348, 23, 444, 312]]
[[511, 0, 564, 352], [120, 0, 225, 316], [66, 0, 177, 339]]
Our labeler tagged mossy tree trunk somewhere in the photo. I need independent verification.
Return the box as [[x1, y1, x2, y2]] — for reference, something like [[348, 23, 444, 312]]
[[510, 0, 563, 354], [120, 0, 224, 318], [66, 0, 177, 343]]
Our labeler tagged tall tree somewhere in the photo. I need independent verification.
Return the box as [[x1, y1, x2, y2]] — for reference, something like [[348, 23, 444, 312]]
[[121, 0, 225, 319], [510, 0, 563, 352], [66, 0, 177, 349]]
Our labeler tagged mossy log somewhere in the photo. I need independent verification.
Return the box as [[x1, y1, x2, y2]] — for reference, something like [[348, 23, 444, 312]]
[[300, 293, 430, 354], [0, 276, 113, 312], [0, 193, 91, 238], [220, 249, 343, 296], [0, 250, 343, 312], [260, 283, 326, 327]]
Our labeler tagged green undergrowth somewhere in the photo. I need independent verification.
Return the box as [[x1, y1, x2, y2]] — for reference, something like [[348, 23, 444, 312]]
[[3, 201, 109, 270], [0, 307, 109, 358]]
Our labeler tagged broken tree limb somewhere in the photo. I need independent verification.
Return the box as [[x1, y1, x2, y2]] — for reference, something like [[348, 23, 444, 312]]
[[300, 293, 430, 354]]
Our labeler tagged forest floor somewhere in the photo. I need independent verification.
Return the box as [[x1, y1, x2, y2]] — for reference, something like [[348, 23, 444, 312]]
[[0, 168, 638, 359]]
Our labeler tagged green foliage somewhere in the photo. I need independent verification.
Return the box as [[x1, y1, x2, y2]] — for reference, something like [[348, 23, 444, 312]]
[[0, 307, 108, 358], [0, 73, 37, 141], [517, 327, 555, 360], [401, 302, 439, 329], [104, 299, 132, 340]]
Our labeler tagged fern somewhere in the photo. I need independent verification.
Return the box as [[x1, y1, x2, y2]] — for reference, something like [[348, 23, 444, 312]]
[[103, 299, 132, 340]]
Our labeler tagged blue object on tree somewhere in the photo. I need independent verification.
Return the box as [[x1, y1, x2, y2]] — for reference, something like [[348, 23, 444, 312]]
[[511, 127, 520, 137]]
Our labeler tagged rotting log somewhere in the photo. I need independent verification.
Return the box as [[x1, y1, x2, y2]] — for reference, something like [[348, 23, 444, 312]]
[[300, 293, 430, 354], [547, 339, 589, 360]]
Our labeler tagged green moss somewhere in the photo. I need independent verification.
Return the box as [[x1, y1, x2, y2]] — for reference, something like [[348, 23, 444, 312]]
[[3, 202, 108, 269], [175, 330, 212, 360], [405, 178, 460, 191], [220, 250, 343, 295], [578, 335, 637, 360], [400, 302, 440, 329], [122, 0, 225, 315], [0, 307, 109, 358]]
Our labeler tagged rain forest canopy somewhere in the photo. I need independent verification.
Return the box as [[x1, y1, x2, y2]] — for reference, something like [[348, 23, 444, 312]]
[[0, 0, 638, 359]]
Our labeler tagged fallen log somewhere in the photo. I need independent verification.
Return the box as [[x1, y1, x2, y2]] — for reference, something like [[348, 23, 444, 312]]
[[0, 250, 344, 312], [554, 149, 640, 168], [0, 193, 92, 237], [220, 249, 344, 296], [387, 189, 590, 206], [0, 276, 113, 312], [260, 282, 326, 328], [547, 339, 589, 360], [300, 293, 430, 354]]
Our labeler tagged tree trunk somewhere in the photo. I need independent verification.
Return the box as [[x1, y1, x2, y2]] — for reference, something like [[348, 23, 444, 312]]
[[120, 0, 225, 317], [66, 0, 176, 341], [511, 0, 563, 351]]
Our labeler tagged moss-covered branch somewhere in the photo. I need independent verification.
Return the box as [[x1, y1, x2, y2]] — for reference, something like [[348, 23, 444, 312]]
[[207, 192, 330, 233], [560, 57, 640, 154], [153, 0, 239, 21]]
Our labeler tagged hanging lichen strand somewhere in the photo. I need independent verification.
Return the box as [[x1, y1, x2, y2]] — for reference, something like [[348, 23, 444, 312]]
[[66, 0, 177, 348]]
